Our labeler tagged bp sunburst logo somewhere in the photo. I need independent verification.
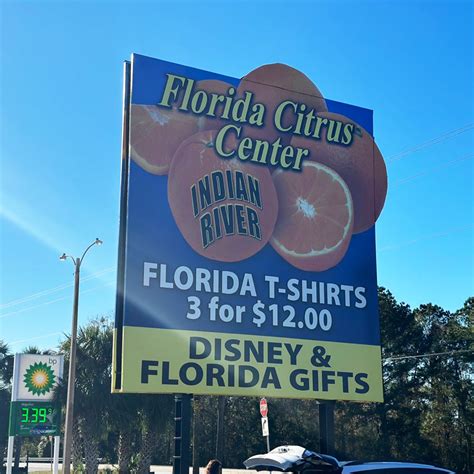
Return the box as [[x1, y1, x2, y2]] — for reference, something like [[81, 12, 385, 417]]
[[23, 362, 56, 396]]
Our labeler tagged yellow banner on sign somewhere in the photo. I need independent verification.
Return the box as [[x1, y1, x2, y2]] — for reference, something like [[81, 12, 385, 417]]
[[113, 327, 383, 402]]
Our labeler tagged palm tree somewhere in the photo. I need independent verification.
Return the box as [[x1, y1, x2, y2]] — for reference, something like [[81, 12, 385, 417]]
[[56, 338, 83, 472], [108, 392, 140, 473], [107, 370, 174, 473], [136, 394, 174, 474], [21, 345, 55, 355], [56, 317, 176, 472], [57, 317, 114, 473], [0, 339, 13, 384], [0, 340, 12, 460], [54, 375, 84, 472], [75, 318, 114, 473]]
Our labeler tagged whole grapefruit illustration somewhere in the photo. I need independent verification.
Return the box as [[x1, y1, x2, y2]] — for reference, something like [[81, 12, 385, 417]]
[[168, 130, 278, 262], [196, 79, 234, 131], [237, 63, 328, 143], [130, 103, 200, 175], [270, 161, 353, 272], [291, 112, 388, 233]]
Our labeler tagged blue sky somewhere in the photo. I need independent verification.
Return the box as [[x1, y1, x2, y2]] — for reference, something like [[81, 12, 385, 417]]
[[1, 0, 472, 353]]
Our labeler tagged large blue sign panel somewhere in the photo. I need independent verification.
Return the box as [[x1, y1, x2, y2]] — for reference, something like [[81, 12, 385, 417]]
[[113, 54, 387, 402]]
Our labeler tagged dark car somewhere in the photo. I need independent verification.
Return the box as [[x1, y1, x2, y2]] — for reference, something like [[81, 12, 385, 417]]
[[244, 445, 454, 474]]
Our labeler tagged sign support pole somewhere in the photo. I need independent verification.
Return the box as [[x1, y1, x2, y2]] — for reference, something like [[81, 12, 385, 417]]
[[6, 436, 14, 474], [53, 436, 60, 474], [14, 436, 21, 472], [173, 394, 192, 474], [215, 396, 225, 459], [319, 401, 335, 454]]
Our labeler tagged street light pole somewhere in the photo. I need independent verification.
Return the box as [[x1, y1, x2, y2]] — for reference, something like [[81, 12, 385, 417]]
[[62, 257, 80, 474], [60, 238, 102, 474]]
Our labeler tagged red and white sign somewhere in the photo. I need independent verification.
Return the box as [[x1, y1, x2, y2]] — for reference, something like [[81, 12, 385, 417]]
[[260, 398, 268, 417]]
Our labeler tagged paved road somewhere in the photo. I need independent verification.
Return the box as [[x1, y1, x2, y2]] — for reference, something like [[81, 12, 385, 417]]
[[13, 463, 255, 473]]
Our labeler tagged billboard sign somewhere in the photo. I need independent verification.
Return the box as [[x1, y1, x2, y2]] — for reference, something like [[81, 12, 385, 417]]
[[113, 54, 388, 402]]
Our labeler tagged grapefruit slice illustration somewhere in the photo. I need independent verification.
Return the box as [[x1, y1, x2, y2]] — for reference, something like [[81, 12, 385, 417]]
[[270, 161, 353, 271], [292, 112, 387, 234], [130, 104, 200, 175]]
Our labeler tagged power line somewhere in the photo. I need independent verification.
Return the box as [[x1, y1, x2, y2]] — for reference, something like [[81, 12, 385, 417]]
[[0, 280, 115, 319], [378, 223, 474, 253], [391, 153, 473, 187], [387, 123, 474, 162], [0, 266, 115, 310], [8, 332, 64, 347], [383, 349, 473, 362]]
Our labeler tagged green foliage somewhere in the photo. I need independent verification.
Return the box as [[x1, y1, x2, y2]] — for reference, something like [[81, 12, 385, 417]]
[[332, 290, 472, 473], [0, 339, 12, 460], [0, 339, 14, 385], [1, 292, 471, 473]]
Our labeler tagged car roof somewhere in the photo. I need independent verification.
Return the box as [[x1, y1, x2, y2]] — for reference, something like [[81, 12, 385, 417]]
[[244, 446, 340, 472], [341, 461, 454, 473]]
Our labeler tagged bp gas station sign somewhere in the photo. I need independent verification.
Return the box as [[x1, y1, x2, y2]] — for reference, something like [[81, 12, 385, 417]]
[[8, 354, 63, 436], [6, 354, 64, 472], [113, 54, 388, 403]]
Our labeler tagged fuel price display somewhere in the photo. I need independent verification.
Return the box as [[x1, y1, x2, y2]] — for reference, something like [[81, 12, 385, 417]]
[[8, 401, 60, 436]]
